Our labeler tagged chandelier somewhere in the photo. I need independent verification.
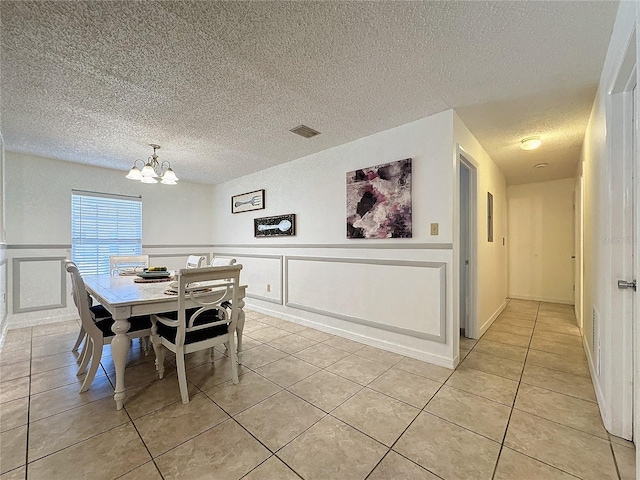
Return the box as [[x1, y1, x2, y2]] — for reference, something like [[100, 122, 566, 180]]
[[125, 144, 179, 185]]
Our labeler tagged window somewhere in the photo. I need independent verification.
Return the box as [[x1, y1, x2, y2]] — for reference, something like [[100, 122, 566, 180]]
[[71, 190, 142, 275]]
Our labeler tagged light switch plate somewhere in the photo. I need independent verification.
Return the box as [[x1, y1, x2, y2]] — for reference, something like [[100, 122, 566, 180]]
[[430, 223, 439, 235]]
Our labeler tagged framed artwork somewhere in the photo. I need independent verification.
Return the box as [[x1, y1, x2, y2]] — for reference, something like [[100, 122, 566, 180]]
[[346, 158, 412, 239], [487, 192, 494, 242], [232, 189, 265, 214], [254, 214, 296, 237]]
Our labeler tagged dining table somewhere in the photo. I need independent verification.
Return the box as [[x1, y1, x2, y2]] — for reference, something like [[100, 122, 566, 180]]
[[83, 272, 247, 410]]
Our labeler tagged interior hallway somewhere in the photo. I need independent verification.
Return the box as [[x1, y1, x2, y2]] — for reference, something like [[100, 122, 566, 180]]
[[0, 300, 635, 479]]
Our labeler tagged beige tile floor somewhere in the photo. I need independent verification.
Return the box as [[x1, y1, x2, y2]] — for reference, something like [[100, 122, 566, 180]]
[[0, 300, 635, 479]]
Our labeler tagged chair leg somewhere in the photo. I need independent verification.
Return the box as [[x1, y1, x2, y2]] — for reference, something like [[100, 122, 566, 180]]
[[140, 336, 151, 356], [227, 336, 239, 385], [175, 349, 190, 404], [77, 337, 92, 376], [79, 341, 103, 393], [210, 347, 215, 361], [150, 321, 165, 377], [72, 327, 86, 352]]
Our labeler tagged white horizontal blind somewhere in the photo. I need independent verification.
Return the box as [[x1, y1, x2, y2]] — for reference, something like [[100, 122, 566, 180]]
[[71, 191, 142, 275]]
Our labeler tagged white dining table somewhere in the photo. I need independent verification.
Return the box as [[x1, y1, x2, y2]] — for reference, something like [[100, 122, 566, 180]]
[[83, 273, 247, 410]]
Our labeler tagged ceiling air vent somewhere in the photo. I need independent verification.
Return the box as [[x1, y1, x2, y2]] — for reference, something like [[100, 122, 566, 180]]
[[290, 125, 321, 138]]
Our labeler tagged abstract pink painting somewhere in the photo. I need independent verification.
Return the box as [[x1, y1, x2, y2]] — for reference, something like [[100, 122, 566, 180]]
[[346, 158, 412, 238]]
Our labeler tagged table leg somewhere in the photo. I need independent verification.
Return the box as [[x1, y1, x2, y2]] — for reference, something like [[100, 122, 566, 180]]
[[236, 297, 245, 364], [111, 316, 132, 410]]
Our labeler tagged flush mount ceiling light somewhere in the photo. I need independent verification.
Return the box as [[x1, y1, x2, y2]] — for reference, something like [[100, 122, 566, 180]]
[[126, 144, 179, 185], [520, 136, 542, 151], [534, 163, 548, 168]]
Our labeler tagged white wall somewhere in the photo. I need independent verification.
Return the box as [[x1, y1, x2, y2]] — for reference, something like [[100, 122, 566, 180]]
[[579, 0, 638, 441], [4, 109, 509, 368], [453, 113, 508, 336], [5, 152, 215, 327], [211, 109, 507, 367], [507, 178, 575, 304]]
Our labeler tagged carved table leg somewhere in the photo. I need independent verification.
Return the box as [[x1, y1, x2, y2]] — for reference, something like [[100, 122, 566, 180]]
[[111, 316, 131, 410]]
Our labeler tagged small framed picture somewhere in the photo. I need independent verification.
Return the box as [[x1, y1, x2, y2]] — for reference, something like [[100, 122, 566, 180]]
[[254, 214, 296, 237], [232, 189, 265, 214]]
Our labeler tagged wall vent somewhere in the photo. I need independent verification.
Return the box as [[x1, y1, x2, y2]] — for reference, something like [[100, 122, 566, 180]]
[[290, 125, 321, 138], [592, 306, 601, 376]]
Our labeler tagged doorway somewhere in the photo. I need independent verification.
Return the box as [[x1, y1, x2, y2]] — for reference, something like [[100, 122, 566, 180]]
[[458, 153, 477, 339]]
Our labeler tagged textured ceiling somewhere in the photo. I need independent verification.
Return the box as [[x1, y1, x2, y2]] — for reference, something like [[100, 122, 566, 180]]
[[0, 1, 618, 185]]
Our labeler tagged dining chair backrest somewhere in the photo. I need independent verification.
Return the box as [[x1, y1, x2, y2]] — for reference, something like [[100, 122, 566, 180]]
[[210, 256, 237, 267], [174, 264, 243, 345], [64, 259, 79, 307], [66, 263, 103, 341], [186, 255, 206, 269], [110, 255, 149, 275]]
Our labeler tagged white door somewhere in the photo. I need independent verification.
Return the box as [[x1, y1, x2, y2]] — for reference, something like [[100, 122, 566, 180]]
[[617, 80, 637, 440], [460, 164, 470, 335], [458, 153, 477, 339], [608, 58, 637, 440]]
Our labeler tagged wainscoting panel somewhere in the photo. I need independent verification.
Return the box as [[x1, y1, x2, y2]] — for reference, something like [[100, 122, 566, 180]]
[[214, 253, 283, 304], [13, 257, 66, 313], [285, 256, 446, 342]]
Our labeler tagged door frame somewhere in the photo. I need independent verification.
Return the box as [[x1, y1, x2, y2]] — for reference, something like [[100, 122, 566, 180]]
[[455, 147, 479, 341]]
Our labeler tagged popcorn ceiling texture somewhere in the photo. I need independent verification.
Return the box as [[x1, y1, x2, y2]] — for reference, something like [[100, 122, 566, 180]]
[[0, 1, 618, 185]]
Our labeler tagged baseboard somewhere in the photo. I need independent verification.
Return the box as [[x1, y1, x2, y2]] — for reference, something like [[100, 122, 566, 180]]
[[508, 294, 574, 305], [477, 301, 507, 338], [583, 334, 614, 436], [245, 302, 456, 369]]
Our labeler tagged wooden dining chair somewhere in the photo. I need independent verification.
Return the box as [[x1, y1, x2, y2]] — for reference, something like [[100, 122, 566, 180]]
[[65, 260, 111, 356], [66, 263, 152, 393], [186, 255, 206, 268], [151, 264, 242, 404], [109, 254, 149, 275], [210, 256, 237, 267]]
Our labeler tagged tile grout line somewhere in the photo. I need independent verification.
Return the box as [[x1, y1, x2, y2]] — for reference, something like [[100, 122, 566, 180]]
[[491, 302, 616, 479], [24, 327, 34, 479], [490, 300, 539, 480]]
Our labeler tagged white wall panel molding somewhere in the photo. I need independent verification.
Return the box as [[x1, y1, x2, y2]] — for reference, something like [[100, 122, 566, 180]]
[[285, 256, 447, 343], [213, 252, 284, 305], [12, 257, 66, 313], [212, 243, 453, 250]]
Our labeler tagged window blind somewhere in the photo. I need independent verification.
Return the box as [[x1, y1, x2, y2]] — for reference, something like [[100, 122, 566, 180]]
[[71, 190, 142, 275]]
